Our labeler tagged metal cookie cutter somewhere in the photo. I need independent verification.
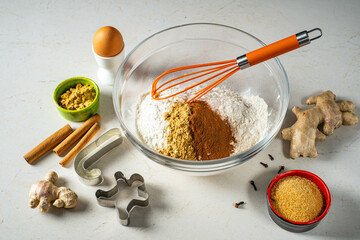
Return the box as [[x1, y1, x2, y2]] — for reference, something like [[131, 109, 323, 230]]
[[74, 128, 123, 185], [95, 171, 149, 226]]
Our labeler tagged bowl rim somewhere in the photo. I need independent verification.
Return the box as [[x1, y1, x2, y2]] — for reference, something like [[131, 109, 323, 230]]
[[53, 76, 99, 113], [267, 170, 331, 225], [113, 22, 290, 171]]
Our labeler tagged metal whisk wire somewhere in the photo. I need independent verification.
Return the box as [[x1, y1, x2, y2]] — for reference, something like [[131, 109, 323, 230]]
[[151, 28, 322, 103], [151, 59, 238, 103]]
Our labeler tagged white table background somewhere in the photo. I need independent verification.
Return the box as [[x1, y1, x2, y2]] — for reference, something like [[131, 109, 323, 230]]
[[1, 0, 359, 239]]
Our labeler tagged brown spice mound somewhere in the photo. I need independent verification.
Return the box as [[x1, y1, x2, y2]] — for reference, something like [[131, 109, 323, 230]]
[[159, 102, 196, 160], [59, 84, 96, 110], [189, 100, 235, 160], [270, 176, 325, 222]]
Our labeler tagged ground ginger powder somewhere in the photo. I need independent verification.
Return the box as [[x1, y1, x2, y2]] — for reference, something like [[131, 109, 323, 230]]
[[270, 176, 325, 222], [59, 84, 96, 110], [159, 102, 196, 160]]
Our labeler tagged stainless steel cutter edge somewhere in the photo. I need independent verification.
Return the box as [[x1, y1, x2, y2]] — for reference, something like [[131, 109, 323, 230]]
[[74, 128, 123, 185], [95, 171, 149, 226]]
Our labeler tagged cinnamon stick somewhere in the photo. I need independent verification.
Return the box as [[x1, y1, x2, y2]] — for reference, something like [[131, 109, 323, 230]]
[[24, 124, 73, 164], [59, 122, 100, 167], [53, 114, 101, 156]]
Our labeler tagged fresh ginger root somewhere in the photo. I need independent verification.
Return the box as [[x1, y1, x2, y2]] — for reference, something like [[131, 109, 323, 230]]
[[29, 171, 78, 212], [281, 91, 358, 159]]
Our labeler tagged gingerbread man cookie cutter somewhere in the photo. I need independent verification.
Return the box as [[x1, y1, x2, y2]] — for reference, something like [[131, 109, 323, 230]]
[[95, 171, 149, 226]]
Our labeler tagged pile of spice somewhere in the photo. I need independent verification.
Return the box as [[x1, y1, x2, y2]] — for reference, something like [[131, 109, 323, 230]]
[[159, 102, 195, 160], [189, 101, 235, 160], [136, 87, 268, 160], [270, 176, 325, 222], [159, 100, 235, 160], [59, 83, 96, 110]]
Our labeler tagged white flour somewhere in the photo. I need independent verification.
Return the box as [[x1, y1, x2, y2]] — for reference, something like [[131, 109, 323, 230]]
[[135, 87, 268, 154], [201, 89, 268, 153]]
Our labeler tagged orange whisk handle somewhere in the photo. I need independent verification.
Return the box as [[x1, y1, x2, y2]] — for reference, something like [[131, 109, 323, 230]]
[[237, 28, 322, 69], [248, 35, 299, 65]]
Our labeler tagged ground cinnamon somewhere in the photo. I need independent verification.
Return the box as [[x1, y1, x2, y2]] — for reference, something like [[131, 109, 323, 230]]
[[189, 101, 235, 160]]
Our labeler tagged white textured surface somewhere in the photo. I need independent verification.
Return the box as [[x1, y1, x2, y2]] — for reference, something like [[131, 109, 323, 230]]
[[1, 0, 360, 239]]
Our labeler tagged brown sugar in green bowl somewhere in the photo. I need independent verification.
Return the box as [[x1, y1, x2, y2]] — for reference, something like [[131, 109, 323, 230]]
[[53, 77, 99, 122]]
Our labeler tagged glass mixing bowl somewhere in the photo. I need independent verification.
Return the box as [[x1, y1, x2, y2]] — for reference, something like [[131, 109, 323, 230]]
[[113, 23, 289, 175]]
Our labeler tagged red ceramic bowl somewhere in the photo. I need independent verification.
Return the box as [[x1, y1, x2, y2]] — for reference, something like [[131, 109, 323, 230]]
[[266, 170, 331, 232]]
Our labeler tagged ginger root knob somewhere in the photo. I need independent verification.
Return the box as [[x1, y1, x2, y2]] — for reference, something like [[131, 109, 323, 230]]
[[281, 91, 358, 159], [29, 171, 78, 212]]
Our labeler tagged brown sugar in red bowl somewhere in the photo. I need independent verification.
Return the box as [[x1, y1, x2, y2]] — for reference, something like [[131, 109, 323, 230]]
[[266, 170, 331, 232], [270, 175, 324, 222]]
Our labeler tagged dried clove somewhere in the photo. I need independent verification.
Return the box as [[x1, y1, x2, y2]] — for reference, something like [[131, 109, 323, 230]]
[[260, 162, 268, 168], [250, 180, 257, 191], [268, 154, 274, 161], [234, 201, 245, 208], [278, 166, 285, 174]]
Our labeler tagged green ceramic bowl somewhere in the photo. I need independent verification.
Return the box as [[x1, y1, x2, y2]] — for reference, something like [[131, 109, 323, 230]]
[[53, 77, 99, 122]]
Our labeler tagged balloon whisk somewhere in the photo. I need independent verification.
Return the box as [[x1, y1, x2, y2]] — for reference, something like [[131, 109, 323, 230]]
[[152, 28, 322, 103]]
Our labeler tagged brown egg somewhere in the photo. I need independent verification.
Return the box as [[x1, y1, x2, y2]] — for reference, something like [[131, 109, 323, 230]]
[[93, 26, 124, 57]]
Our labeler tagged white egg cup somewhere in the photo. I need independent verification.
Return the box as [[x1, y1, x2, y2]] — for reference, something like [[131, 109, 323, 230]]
[[92, 45, 125, 85]]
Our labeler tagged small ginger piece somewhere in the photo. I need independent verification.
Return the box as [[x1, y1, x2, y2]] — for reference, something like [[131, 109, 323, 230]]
[[29, 171, 78, 212], [281, 91, 358, 159]]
